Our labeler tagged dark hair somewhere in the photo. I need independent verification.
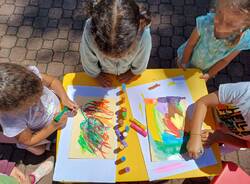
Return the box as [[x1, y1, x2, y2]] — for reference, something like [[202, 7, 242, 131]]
[[0, 63, 43, 112], [88, 0, 151, 57]]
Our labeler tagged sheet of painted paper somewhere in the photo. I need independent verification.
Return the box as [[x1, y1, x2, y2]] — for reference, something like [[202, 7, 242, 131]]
[[126, 76, 217, 181], [69, 96, 116, 159], [53, 86, 119, 183]]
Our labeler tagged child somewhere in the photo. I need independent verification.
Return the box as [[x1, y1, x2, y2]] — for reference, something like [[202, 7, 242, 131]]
[[0, 159, 53, 184], [186, 82, 250, 159], [0, 63, 78, 155], [80, 0, 152, 87], [177, 0, 250, 81]]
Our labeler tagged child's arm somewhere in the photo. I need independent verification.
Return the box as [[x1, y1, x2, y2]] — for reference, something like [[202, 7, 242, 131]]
[[41, 74, 78, 111], [16, 114, 67, 146], [201, 51, 240, 81], [181, 28, 200, 68], [187, 92, 220, 159]]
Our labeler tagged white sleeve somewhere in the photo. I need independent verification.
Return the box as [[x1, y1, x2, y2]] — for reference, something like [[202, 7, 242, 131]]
[[218, 82, 250, 105]]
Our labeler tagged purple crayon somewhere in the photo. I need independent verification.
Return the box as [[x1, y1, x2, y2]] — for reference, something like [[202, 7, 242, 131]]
[[119, 167, 130, 175]]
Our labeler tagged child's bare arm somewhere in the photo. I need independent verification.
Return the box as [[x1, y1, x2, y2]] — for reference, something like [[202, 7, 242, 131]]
[[15, 114, 67, 146], [187, 92, 220, 159], [41, 74, 78, 110], [182, 28, 200, 66], [206, 51, 240, 78]]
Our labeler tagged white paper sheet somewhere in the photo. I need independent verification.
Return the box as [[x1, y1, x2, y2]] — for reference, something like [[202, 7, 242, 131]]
[[127, 76, 217, 181], [53, 86, 119, 183]]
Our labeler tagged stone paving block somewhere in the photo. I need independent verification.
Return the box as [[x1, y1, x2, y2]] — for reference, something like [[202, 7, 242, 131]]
[[161, 36, 171, 46], [150, 5, 159, 13], [15, 0, 29, 6], [73, 20, 83, 30], [151, 14, 161, 25], [0, 48, 10, 57], [152, 34, 160, 48], [159, 46, 173, 60], [14, 7, 25, 15], [49, 8, 63, 19], [16, 38, 27, 47], [33, 17, 48, 28], [17, 26, 33, 38], [63, 10, 73, 18], [30, 0, 39, 6], [32, 29, 43, 37], [172, 0, 184, 6], [38, 0, 52, 8], [171, 15, 185, 26], [53, 0, 63, 8], [43, 28, 58, 40], [159, 4, 173, 15], [58, 30, 69, 39], [0, 4, 15, 15], [27, 38, 43, 50], [39, 8, 49, 17], [161, 16, 171, 24], [26, 50, 37, 60], [37, 49, 53, 63], [8, 15, 23, 26], [24, 6, 39, 17], [0, 57, 10, 63], [42, 40, 53, 49], [0, 35, 17, 48], [63, 0, 77, 10], [68, 30, 82, 42], [23, 17, 33, 26], [159, 24, 173, 36], [63, 51, 80, 65], [53, 39, 69, 52], [174, 6, 183, 15], [53, 51, 64, 62], [9, 47, 27, 62], [0, 15, 9, 23], [69, 42, 80, 51], [171, 35, 185, 48], [148, 57, 161, 68], [58, 18, 73, 30], [64, 65, 75, 74], [47, 62, 64, 77], [0, 24, 7, 36], [48, 19, 58, 28], [8, 27, 18, 34]]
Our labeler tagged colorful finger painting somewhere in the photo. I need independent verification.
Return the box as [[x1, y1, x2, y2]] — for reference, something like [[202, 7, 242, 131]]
[[145, 96, 190, 162], [69, 96, 116, 159]]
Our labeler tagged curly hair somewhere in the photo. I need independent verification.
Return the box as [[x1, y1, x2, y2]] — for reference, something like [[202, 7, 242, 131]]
[[87, 0, 151, 58], [0, 63, 43, 112]]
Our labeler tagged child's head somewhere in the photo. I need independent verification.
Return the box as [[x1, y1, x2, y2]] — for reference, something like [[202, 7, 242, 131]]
[[0, 63, 43, 113], [88, 0, 151, 58], [213, 0, 250, 41]]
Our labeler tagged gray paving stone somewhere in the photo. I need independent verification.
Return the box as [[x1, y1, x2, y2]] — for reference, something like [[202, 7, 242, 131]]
[[159, 4, 173, 15], [8, 15, 23, 26], [68, 30, 82, 42], [171, 15, 185, 26], [42, 40, 53, 49], [27, 38, 43, 50], [39, 8, 49, 17], [69, 42, 80, 51], [9, 47, 27, 62], [63, 0, 77, 10], [15, 0, 29, 6], [47, 62, 64, 77], [33, 17, 48, 28], [159, 47, 173, 59], [26, 50, 37, 60], [14, 7, 25, 15], [48, 19, 58, 28], [38, 0, 52, 8], [159, 24, 173, 36], [0, 24, 7, 36], [49, 8, 63, 19], [53, 39, 69, 52], [0, 48, 10, 57], [58, 18, 73, 30], [152, 34, 160, 48], [37, 49, 53, 63], [172, 0, 184, 6], [0, 4, 15, 15], [58, 30, 69, 39], [31, 29, 43, 37], [53, 0, 63, 7], [17, 26, 33, 38], [171, 35, 185, 48], [16, 38, 27, 47], [30, 0, 39, 6], [24, 6, 39, 17], [0, 35, 17, 48], [0, 16, 9, 23], [63, 51, 80, 65], [6, 27, 17, 34], [23, 17, 34, 26], [43, 28, 58, 40], [53, 51, 64, 61]]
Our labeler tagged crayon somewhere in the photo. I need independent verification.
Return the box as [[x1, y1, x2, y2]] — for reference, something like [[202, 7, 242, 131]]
[[122, 132, 128, 138], [115, 126, 128, 147], [130, 122, 148, 137], [115, 156, 126, 165], [122, 111, 127, 120], [129, 118, 146, 130], [148, 83, 160, 90], [124, 126, 130, 132], [119, 167, 130, 175], [54, 106, 69, 122], [122, 83, 126, 92]]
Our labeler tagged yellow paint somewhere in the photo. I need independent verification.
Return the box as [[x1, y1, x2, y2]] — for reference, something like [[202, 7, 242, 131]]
[[168, 81, 176, 86], [58, 69, 222, 182]]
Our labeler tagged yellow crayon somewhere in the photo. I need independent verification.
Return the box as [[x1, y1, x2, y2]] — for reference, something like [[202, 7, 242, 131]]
[[129, 118, 146, 130]]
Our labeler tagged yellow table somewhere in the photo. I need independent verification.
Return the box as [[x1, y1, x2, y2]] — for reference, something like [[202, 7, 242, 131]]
[[60, 69, 222, 182]]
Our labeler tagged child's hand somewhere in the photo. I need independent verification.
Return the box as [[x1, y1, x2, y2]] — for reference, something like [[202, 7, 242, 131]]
[[96, 72, 112, 87], [117, 70, 138, 83], [200, 73, 210, 82], [186, 135, 203, 159], [61, 97, 79, 114], [10, 167, 29, 184], [53, 113, 68, 130]]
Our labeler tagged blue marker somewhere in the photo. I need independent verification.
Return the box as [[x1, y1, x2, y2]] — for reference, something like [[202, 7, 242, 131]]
[[122, 83, 126, 92], [115, 156, 126, 165]]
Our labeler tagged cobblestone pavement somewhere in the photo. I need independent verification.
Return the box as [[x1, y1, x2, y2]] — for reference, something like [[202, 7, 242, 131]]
[[0, 0, 250, 184]]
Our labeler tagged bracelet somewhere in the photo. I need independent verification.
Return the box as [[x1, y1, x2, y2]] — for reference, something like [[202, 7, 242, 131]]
[[190, 133, 201, 136]]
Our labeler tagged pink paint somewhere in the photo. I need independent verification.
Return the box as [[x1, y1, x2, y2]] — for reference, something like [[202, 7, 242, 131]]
[[155, 163, 186, 173], [130, 123, 148, 137]]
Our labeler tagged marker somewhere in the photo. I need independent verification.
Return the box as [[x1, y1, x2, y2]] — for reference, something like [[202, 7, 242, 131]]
[[124, 126, 130, 133], [119, 167, 130, 175], [114, 126, 128, 147], [54, 106, 69, 122], [122, 111, 127, 120], [115, 156, 126, 165], [122, 132, 128, 138], [148, 83, 160, 90], [130, 118, 146, 130], [122, 83, 126, 92], [130, 122, 148, 137]]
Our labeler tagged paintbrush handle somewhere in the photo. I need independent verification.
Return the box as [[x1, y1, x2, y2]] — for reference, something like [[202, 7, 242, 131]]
[[54, 106, 69, 122]]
